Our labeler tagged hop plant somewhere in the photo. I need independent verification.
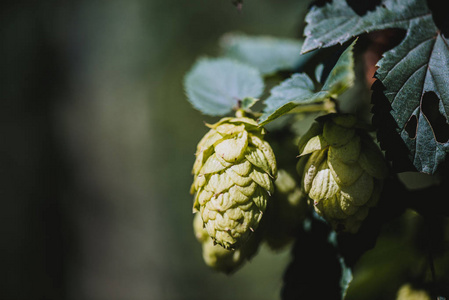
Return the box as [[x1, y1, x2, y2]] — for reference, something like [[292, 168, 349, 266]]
[[193, 213, 261, 274], [297, 113, 388, 233], [191, 116, 277, 249]]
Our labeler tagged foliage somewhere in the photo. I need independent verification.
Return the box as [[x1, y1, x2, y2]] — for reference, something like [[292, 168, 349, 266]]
[[183, 0, 449, 299], [303, 0, 449, 174], [184, 58, 264, 116]]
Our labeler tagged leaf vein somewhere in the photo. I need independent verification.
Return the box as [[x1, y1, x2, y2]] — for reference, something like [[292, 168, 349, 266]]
[[384, 35, 435, 81], [390, 63, 427, 107]]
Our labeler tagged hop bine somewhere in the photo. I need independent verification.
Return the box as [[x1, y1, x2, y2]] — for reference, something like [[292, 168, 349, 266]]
[[297, 114, 388, 233], [191, 117, 277, 249]]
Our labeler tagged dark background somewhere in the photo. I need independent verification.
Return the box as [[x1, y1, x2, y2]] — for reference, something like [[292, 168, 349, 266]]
[[0, 1, 310, 299]]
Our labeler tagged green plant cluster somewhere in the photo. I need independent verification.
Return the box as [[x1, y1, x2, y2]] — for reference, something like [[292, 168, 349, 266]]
[[184, 0, 449, 298]]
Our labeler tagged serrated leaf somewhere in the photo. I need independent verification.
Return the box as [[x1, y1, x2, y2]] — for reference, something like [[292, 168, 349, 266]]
[[220, 33, 313, 75], [259, 40, 356, 125], [302, 0, 427, 54], [184, 58, 264, 116], [376, 19, 449, 174], [302, 0, 449, 174]]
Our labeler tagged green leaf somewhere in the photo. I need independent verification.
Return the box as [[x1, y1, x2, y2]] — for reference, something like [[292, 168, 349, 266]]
[[259, 39, 356, 125], [301, 0, 427, 54], [184, 58, 264, 116], [264, 73, 316, 111], [377, 22, 449, 174], [240, 97, 258, 110], [220, 33, 313, 75], [302, 0, 449, 174]]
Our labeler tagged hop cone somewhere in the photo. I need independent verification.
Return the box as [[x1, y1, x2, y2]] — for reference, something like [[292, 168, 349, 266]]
[[191, 117, 277, 249], [297, 114, 388, 233], [193, 213, 261, 274]]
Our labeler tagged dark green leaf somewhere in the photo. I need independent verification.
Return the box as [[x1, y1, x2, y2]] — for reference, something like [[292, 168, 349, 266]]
[[376, 19, 449, 174], [220, 33, 313, 75], [184, 58, 264, 116], [302, 0, 427, 54]]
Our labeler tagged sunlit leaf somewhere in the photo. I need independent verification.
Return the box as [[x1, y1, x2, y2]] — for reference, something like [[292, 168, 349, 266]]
[[184, 58, 264, 116], [259, 39, 356, 125], [220, 33, 313, 75]]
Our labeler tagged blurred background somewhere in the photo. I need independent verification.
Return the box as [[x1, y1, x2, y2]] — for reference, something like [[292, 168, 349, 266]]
[[0, 1, 311, 299]]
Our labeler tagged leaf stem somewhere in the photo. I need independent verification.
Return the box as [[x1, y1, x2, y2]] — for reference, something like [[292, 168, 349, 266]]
[[288, 99, 337, 115]]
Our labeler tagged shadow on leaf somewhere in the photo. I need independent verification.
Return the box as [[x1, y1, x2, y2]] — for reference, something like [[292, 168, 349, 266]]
[[371, 79, 416, 173]]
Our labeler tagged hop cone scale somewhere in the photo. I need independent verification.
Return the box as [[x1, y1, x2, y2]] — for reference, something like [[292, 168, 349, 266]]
[[191, 117, 277, 249], [193, 213, 261, 274], [297, 114, 388, 233]]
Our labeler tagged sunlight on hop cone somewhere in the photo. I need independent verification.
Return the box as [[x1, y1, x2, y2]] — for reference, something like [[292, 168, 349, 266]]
[[191, 117, 277, 249]]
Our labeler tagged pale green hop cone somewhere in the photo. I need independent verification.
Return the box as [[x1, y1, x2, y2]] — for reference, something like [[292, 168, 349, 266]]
[[297, 113, 388, 233], [191, 117, 277, 249], [193, 213, 262, 274]]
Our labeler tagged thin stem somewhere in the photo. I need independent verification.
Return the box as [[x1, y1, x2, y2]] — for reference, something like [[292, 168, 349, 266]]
[[288, 99, 337, 115]]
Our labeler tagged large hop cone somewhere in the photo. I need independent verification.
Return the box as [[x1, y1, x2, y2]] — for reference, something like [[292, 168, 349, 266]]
[[297, 114, 388, 233], [191, 117, 277, 249], [193, 213, 261, 274]]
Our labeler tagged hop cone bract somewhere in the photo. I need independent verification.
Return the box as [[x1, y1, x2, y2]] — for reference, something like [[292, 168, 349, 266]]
[[297, 114, 388, 233], [191, 117, 277, 249], [193, 213, 261, 274]]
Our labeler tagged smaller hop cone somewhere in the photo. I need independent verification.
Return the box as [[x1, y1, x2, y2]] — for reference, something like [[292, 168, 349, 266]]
[[193, 213, 261, 274], [191, 117, 277, 249], [297, 113, 388, 233]]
